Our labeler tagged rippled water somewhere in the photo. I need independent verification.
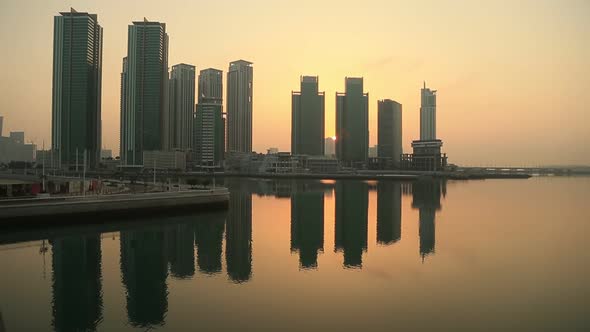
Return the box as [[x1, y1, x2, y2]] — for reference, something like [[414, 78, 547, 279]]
[[0, 177, 588, 331]]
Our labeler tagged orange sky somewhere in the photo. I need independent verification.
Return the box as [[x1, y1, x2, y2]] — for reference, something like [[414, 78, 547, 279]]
[[0, 0, 588, 166]]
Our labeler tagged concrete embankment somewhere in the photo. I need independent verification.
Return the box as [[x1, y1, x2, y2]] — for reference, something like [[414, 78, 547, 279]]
[[0, 188, 229, 228], [208, 171, 531, 181]]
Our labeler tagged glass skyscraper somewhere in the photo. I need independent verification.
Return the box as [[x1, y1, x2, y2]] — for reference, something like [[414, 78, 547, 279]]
[[226, 60, 253, 153], [291, 76, 325, 156], [335, 77, 369, 164], [168, 63, 195, 151], [51, 9, 102, 169], [120, 20, 169, 165], [378, 99, 403, 167]]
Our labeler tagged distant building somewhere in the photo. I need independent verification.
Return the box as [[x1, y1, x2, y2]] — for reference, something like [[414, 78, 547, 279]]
[[324, 137, 335, 157], [194, 104, 224, 166], [198, 68, 223, 104], [143, 150, 186, 171], [368, 145, 378, 158], [401, 82, 447, 171], [101, 149, 112, 159], [0, 116, 3, 137], [194, 68, 225, 167], [378, 99, 403, 168], [119, 57, 128, 164], [227, 60, 253, 153], [303, 156, 339, 173], [52, 9, 102, 169], [9, 132, 24, 145], [420, 82, 437, 141], [267, 147, 279, 155], [336, 77, 368, 166], [291, 76, 325, 156], [0, 131, 35, 163], [121, 19, 169, 166], [168, 63, 196, 151], [36, 149, 59, 167]]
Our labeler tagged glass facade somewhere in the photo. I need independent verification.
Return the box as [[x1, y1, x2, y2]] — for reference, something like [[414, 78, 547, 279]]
[[52, 11, 102, 168]]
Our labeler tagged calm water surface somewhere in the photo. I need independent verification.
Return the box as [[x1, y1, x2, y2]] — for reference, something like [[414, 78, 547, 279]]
[[0, 177, 589, 331]]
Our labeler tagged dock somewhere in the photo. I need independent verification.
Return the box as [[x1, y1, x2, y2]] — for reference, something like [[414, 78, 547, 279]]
[[0, 188, 229, 228]]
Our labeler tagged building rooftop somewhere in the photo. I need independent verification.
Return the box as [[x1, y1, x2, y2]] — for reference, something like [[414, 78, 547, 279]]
[[172, 63, 196, 69], [301, 76, 318, 83], [201, 68, 223, 73], [230, 60, 253, 67]]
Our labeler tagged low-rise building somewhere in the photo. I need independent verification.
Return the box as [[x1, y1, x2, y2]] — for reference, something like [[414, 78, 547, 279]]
[[143, 150, 187, 171]]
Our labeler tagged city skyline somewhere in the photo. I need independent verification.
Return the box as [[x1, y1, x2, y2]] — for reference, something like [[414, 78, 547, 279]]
[[1, 1, 589, 165]]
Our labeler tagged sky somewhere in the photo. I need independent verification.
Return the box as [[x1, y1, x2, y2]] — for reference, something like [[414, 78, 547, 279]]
[[0, 0, 588, 166]]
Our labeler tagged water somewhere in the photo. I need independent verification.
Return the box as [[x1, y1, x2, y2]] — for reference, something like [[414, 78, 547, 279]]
[[0, 177, 589, 331]]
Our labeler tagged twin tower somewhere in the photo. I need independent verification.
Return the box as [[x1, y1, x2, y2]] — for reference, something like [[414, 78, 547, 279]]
[[292, 77, 405, 168]]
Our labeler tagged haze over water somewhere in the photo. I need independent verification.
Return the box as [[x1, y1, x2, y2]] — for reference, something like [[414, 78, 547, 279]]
[[0, 177, 588, 331]]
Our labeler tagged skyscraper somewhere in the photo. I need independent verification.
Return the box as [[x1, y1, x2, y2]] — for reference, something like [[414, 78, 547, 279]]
[[194, 103, 224, 166], [227, 60, 253, 153], [119, 57, 128, 160], [403, 82, 447, 171], [420, 82, 437, 141], [120, 19, 169, 165], [52, 9, 102, 169], [0, 116, 3, 137], [378, 99, 403, 168], [194, 68, 224, 166], [291, 76, 325, 156], [198, 68, 223, 104], [336, 77, 369, 164], [168, 63, 195, 151]]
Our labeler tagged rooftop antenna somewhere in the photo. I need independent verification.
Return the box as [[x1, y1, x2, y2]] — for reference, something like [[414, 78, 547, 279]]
[[423, 81, 426, 89]]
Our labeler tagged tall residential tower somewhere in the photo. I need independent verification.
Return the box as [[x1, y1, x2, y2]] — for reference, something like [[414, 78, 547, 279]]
[[198, 68, 223, 104], [52, 9, 103, 168], [226, 60, 253, 153], [291, 76, 325, 156], [120, 19, 169, 165], [335, 77, 369, 164], [378, 99, 403, 168], [168, 63, 195, 151], [194, 68, 224, 166], [420, 82, 436, 141]]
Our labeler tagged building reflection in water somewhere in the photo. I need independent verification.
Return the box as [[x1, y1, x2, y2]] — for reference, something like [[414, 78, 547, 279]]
[[377, 181, 402, 245], [411, 180, 446, 259], [166, 223, 195, 279], [226, 192, 253, 282], [195, 213, 226, 274], [120, 228, 168, 328], [291, 191, 324, 269], [335, 181, 369, 268], [51, 235, 103, 331]]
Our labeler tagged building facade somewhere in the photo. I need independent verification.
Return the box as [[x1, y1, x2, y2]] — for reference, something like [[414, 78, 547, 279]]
[[335, 77, 369, 165], [52, 9, 103, 169], [168, 63, 195, 151], [227, 60, 253, 153], [291, 76, 325, 156], [420, 82, 436, 141], [198, 68, 223, 104], [378, 99, 403, 168], [194, 104, 224, 166], [120, 20, 169, 166]]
